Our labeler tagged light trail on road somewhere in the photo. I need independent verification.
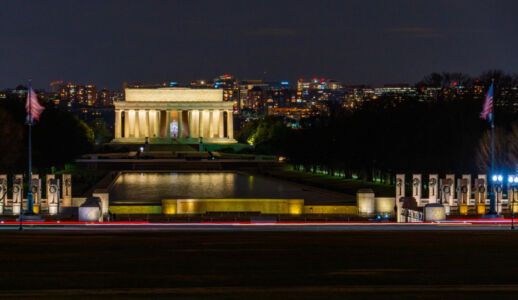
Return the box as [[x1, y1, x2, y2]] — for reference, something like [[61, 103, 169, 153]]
[[0, 220, 517, 231]]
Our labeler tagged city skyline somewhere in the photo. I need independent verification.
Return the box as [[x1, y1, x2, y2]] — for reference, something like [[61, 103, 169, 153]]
[[1, 0, 517, 90]]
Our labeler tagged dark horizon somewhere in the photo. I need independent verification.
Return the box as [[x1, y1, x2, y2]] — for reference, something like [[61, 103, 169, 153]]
[[1, 0, 517, 90]]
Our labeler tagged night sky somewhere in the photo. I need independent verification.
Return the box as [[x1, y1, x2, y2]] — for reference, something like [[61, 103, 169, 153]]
[[1, 0, 517, 90]]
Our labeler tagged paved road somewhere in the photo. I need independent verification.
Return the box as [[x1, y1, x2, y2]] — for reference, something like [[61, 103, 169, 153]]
[[1, 222, 517, 231], [2, 225, 518, 299]]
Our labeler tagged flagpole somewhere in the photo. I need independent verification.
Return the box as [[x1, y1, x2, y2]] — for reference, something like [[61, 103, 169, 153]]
[[26, 81, 34, 216], [489, 78, 496, 216], [22, 79, 34, 215]]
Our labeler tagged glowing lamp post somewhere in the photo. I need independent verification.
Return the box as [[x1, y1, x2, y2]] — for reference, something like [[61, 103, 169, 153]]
[[509, 175, 518, 230]]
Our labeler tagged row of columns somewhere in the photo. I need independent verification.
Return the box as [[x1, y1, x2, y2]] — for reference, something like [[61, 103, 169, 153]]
[[0, 174, 72, 215], [115, 109, 234, 139]]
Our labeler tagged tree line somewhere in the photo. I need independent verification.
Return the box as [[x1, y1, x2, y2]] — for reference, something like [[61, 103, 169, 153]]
[[238, 71, 518, 182], [0, 97, 110, 173]]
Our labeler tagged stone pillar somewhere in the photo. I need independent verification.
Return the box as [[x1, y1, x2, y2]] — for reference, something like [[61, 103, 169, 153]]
[[155, 110, 161, 138], [199, 110, 204, 138], [134, 110, 141, 138], [178, 110, 183, 138], [0, 175, 6, 214], [208, 110, 214, 138], [462, 174, 472, 205], [31, 174, 41, 214], [114, 110, 122, 138], [47, 177, 59, 215], [12, 174, 23, 215], [495, 181, 504, 214], [412, 174, 422, 206], [445, 174, 455, 206], [144, 110, 150, 138], [148, 110, 155, 138], [395, 174, 405, 222], [219, 110, 224, 138], [62, 174, 72, 207], [139, 110, 146, 137], [194, 110, 200, 138], [457, 178, 469, 215], [188, 110, 193, 138], [123, 111, 129, 138], [212, 110, 220, 138], [428, 174, 438, 204], [166, 110, 171, 138], [44, 174, 55, 211], [128, 110, 134, 137], [475, 175, 487, 215], [227, 110, 234, 139]]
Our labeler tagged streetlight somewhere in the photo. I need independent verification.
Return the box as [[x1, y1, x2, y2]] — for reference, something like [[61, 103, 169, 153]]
[[509, 175, 518, 230]]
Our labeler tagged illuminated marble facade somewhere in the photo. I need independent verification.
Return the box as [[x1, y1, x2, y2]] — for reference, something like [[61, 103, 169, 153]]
[[113, 87, 236, 143]]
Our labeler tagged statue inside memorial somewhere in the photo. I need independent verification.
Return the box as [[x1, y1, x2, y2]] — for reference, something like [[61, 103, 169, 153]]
[[170, 120, 178, 138]]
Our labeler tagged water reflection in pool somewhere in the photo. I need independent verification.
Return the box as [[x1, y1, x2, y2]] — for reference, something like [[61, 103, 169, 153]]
[[109, 172, 353, 204]]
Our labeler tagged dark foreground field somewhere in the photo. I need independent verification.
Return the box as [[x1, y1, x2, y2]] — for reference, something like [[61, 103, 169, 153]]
[[1, 230, 518, 299]]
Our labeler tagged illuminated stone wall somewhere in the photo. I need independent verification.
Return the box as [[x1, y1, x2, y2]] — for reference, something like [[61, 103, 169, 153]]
[[303, 205, 357, 214], [109, 205, 162, 214], [125, 88, 223, 102], [108, 201, 360, 215], [162, 199, 304, 215]]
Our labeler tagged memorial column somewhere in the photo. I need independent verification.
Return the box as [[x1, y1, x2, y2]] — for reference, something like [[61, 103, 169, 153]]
[[166, 110, 171, 138], [124, 110, 130, 138], [134, 110, 140, 138], [227, 110, 234, 139], [115, 109, 122, 138], [198, 110, 204, 138], [178, 110, 183, 138], [144, 110, 150, 138], [219, 110, 224, 138], [156, 111, 161, 137], [208, 110, 214, 138], [129, 110, 135, 137], [188, 110, 192, 138]]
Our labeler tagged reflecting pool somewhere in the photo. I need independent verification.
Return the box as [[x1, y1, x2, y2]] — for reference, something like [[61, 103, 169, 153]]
[[109, 172, 353, 205]]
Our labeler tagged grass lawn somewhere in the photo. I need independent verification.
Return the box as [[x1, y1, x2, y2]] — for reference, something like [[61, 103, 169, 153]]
[[261, 167, 394, 197]]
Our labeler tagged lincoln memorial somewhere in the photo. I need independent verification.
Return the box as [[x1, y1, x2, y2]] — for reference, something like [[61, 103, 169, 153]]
[[112, 87, 236, 144]]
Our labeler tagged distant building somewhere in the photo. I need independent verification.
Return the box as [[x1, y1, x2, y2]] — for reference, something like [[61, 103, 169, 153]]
[[58, 83, 98, 106], [113, 87, 235, 144], [213, 74, 240, 112], [245, 86, 267, 111], [98, 88, 121, 106], [239, 80, 268, 110]]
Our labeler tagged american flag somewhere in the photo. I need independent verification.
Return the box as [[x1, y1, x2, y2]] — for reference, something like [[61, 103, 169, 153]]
[[25, 87, 45, 123], [480, 84, 493, 121]]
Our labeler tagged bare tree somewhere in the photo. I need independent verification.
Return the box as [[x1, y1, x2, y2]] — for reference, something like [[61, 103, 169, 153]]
[[476, 124, 518, 173]]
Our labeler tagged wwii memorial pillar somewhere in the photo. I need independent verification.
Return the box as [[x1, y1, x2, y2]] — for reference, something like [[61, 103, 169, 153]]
[[13, 174, 23, 215], [62, 174, 72, 207], [428, 174, 438, 204], [0, 175, 6, 214]]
